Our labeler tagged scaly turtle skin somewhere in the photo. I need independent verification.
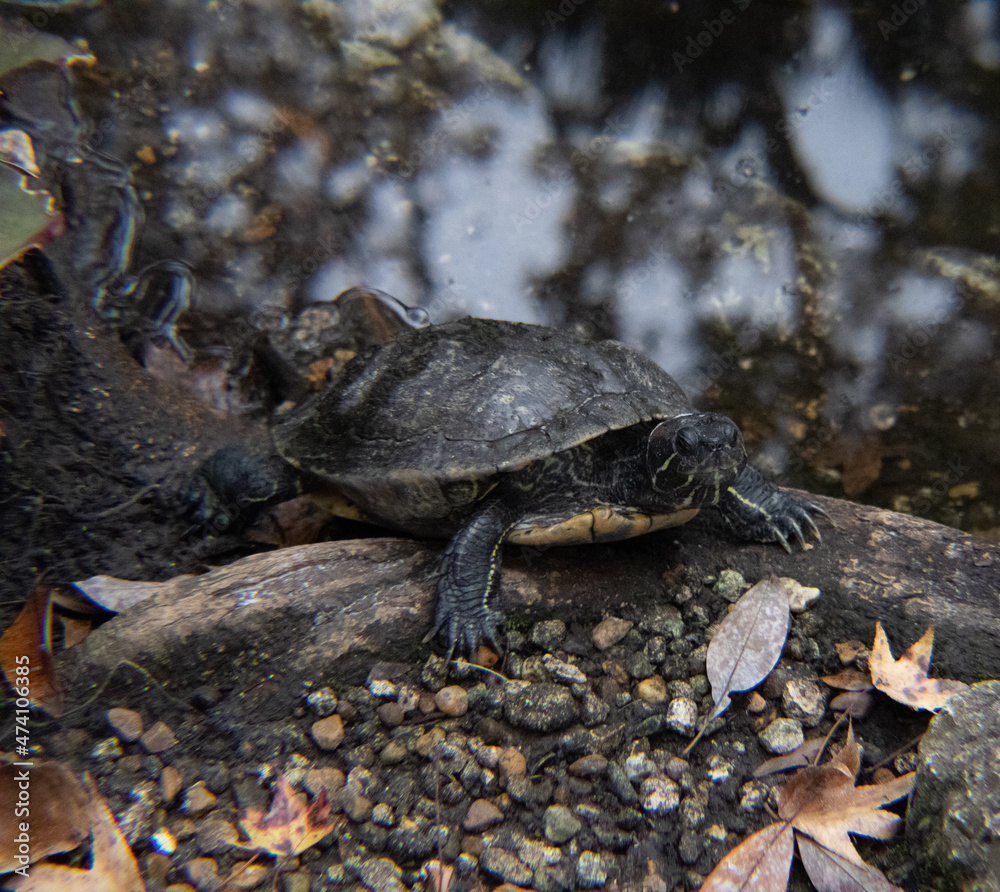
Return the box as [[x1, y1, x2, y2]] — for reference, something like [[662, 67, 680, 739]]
[[271, 317, 824, 657]]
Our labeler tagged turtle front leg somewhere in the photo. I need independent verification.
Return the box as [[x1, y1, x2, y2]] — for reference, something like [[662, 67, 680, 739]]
[[427, 502, 514, 660], [716, 465, 826, 552]]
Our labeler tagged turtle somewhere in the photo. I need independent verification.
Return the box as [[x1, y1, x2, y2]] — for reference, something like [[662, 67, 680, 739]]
[[269, 316, 825, 657]]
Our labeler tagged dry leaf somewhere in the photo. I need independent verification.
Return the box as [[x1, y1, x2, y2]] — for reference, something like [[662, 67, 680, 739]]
[[12, 776, 146, 891], [0, 584, 63, 716], [795, 834, 903, 892], [821, 670, 873, 692], [238, 776, 339, 857], [684, 576, 790, 754], [869, 623, 969, 711], [700, 820, 795, 891], [0, 761, 90, 872], [829, 690, 873, 718], [754, 737, 826, 778], [71, 576, 171, 613]]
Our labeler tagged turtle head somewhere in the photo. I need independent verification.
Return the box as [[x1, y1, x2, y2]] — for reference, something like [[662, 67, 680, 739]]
[[647, 413, 747, 507]]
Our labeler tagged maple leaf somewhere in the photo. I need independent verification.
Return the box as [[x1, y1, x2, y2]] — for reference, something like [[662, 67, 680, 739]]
[[702, 727, 915, 892], [869, 622, 969, 711], [238, 776, 340, 857], [10, 776, 146, 892]]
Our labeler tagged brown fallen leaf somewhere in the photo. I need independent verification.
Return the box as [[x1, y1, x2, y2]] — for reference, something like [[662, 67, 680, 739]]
[[238, 775, 340, 857], [754, 737, 827, 778], [0, 760, 90, 872], [869, 623, 969, 711], [829, 690, 873, 718], [821, 670, 873, 692], [684, 576, 790, 754], [704, 727, 915, 892], [12, 776, 146, 891], [0, 583, 63, 716]]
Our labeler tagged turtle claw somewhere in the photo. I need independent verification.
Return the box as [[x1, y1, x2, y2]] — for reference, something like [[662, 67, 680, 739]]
[[774, 529, 792, 553]]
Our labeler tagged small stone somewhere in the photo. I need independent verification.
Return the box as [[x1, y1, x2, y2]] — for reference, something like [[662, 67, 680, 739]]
[[378, 701, 405, 726], [544, 804, 582, 843], [714, 570, 748, 603], [782, 678, 827, 727], [706, 755, 733, 783], [415, 727, 445, 757], [636, 675, 668, 704], [281, 873, 311, 892], [592, 616, 632, 650], [835, 639, 869, 665], [396, 684, 419, 713], [518, 838, 562, 869], [435, 685, 469, 716], [625, 752, 657, 781], [182, 782, 216, 817], [90, 737, 123, 762], [140, 722, 178, 754], [531, 619, 567, 651], [311, 714, 345, 750], [664, 697, 699, 737], [641, 776, 680, 814], [380, 741, 407, 764], [576, 851, 608, 888], [542, 654, 588, 684], [185, 857, 219, 890], [680, 798, 705, 829], [463, 798, 504, 831], [304, 767, 345, 800], [305, 686, 338, 716], [759, 718, 805, 754], [107, 708, 144, 742], [747, 692, 768, 714], [569, 754, 608, 777], [196, 818, 238, 854], [505, 683, 578, 732], [358, 857, 406, 892], [780, 577, 821, 612], [341, 789, 373, 822], [367, 678, 398, 698], [481, 847, 533, 886], [371, 802, 395, 827], [161, 766, 183, 803], [498, 747, 527, 778]]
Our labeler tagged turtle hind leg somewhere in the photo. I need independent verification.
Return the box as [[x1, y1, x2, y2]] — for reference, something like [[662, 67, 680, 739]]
[[426, 502, 514, 659], [715, 465, 826, 552]]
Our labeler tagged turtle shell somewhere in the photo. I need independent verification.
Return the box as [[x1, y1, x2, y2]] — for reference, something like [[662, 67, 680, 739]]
[[272, 318, 693, 530]]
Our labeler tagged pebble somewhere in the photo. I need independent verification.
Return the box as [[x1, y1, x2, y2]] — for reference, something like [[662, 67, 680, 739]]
[[182, 782, 216, 817], [480, 847, 533, 886], [504, 683, 578, 732], [624, 752, 657, 781], [358, 857, 407, 892], [544, 804, 581, 842], [140, 721, 178, 754], [759, 718, 805, 754], [747, 691, 768, 714], [664, 697, 699, 736], [636, 675, 668, 704], [463, 798, 504, 831], [518, 838, 561, 869], [780, 577, 821, 612], [542, 654, 588, 684], [304, 766, 345, 800], [281, 873, 310, 892], [531, 619, 567, 650], [91, 737, 123, 761], [367, 678, 398, 698], [311, 714, 345, 750], [371, 802, 395, 827], [195, 818, 237, 854], [640, 604, 685, 638], [498, 747, 527, 778], [185, 857, 219, 891], [107, 707, 144, 742], [435, 685, 469, 716], [305, 686, 338, 716], [714, 570, 748, 603], [577, 851, 609, 888], [640, 776, 680, 814], [569, 754, 608, 777], [782, 678, 827, 727], [377, 702, 405, 726], [592, 616, 632, 650]]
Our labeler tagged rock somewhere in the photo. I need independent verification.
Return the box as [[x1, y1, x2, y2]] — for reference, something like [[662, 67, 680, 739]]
[[592, 616, 632, 650], [782, 678, 827, 727], [161, 765, 183, 803], [664, 697, 699, 736], [311, 714, 345, 750], [377, 702, 405, 726], [639, 604, 685, 639], [542, 654, 588, 684], [544, 804, 581, 843], [140, 721, 178, 754], [504, 683, 578, 732], [640, 776, 680, 815], [531, 619, 567, 651], [569, 754, 608, 778], [182, 782, 217, 817], [435, 685, 469, 716], [185, 857, 220, 891], [758, 718, 805, 754], [498, 747, 527, 778], [747, 691, 768, 714], [480, 847, 533, 886], [714, 570, 748, 603], [304, 766, 345, 800], [636, 675, 668, 704], [305, 686, 338, 716], [107, 707, 143, 742], [780, 577, 821, 612], [91, 737, 123, 762], [195, 818, 238, 854], [908, 681, 1000, 891], [463, 798, 504, 831], [358, 857, 407, 892], [576, 851, 609, 888], [372, 802, 395, 827]]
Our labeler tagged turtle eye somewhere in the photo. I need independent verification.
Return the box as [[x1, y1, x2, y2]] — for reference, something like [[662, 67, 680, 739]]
[[675, 426, 702, 458]]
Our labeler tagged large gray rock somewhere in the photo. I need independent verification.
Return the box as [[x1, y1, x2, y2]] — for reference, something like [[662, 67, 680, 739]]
[[908, 681, 1000, 891]]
